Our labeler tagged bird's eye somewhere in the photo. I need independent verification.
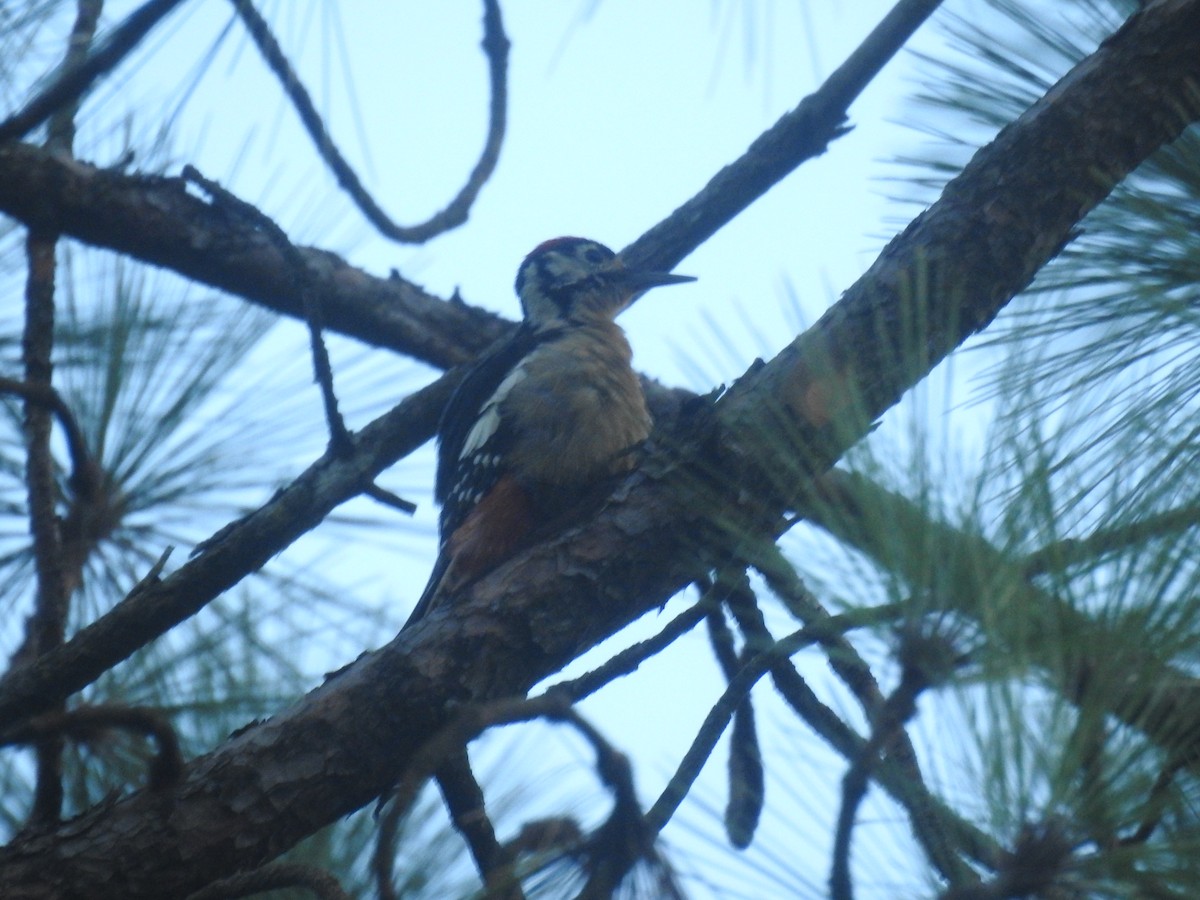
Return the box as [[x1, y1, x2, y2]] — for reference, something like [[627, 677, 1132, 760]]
[[583, 247, 607, 265]]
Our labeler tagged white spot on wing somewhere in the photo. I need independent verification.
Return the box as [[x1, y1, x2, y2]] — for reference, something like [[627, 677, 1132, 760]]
[[459, 365, 529, 459]]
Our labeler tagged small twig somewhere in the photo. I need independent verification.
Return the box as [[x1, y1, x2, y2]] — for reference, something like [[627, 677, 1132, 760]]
[[753, 544, 896, 725], [732, 595, 988, 885], [1, 703, 184, 790], [547, 596, 712, 703], [390, 694, 573, 822], [131, 545, 174, 594], [372, 792, 404, 900], [0, 377, 100, 500], [704, 585, 741, 679], [387, 693, 663, 898], [703, 572, 765, 849], [753, 540, 979, 878], [229, 0, 509, 244], [566, 709, 676, 899], [502, 817, 584, 859], [184, 861, 349, 900], [181, 165, 356, 457], [363, 482, 417, 515], [0, 0, 187, 142]]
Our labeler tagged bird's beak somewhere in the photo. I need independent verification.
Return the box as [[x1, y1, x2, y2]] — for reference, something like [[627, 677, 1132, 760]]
[[606, 266, 697, 293]]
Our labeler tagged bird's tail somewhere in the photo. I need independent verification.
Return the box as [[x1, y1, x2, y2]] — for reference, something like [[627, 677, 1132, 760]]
[[402, 553, 449, 629]]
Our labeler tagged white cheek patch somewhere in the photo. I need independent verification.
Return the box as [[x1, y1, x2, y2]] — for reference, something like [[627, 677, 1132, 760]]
[[459, 365, 529, 459]]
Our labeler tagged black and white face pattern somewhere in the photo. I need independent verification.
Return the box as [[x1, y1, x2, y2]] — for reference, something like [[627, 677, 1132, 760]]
[[514, 237, 618, 326]]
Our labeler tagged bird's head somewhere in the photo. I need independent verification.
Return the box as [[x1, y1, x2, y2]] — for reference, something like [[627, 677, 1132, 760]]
[[514, 237, 695, 327]]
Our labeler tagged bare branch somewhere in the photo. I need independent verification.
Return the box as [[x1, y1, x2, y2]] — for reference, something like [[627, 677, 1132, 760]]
[[372, 795, 403, 900], [182, 165, 354, 455], [548, 594, 712, 703], [23, 228, 67, 828], [362, 482, 418, 515], [702, 573, 764, 849], [230, 0, 509, 244], [621, 0, 944, 274], [829, 630, 957, 900], [0, 377, 100, 503], [645, 615, 854, 837], [752, 610, 991, 884], [20, 0, 105, 827], [389, 693, 574, 821]]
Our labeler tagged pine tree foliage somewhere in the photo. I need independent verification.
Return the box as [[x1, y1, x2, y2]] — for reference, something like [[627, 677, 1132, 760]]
[[1, 2, 1199, 898]]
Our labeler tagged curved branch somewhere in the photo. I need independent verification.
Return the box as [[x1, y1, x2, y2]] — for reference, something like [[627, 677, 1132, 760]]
[[1, 704, 184, 790], [231, 0, 508, 244], [0, 377, 100, 501], [643, 624, 807, 835], [0, 0, 918, 366], [830, 662, 932, 900]]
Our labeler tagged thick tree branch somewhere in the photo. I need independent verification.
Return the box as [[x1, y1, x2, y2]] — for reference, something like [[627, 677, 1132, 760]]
[[0, 142, 509, 369], [2, 2, 1198, 895]]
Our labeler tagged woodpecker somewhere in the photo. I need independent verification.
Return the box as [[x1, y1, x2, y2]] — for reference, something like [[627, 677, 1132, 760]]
[[405, 237, 695, 627]]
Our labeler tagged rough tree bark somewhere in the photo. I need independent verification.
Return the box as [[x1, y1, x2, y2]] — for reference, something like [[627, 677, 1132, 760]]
[[0, 1, 1197, 897]]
